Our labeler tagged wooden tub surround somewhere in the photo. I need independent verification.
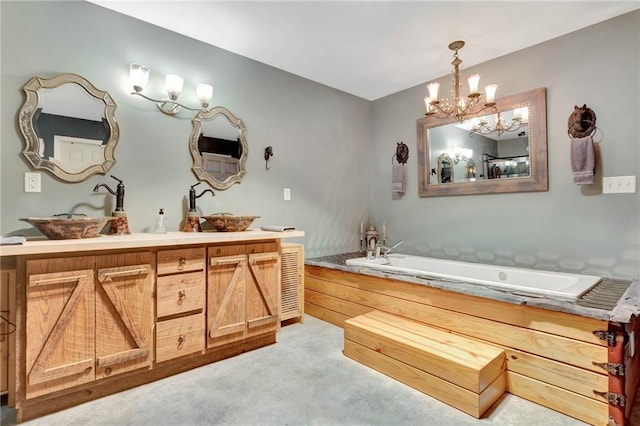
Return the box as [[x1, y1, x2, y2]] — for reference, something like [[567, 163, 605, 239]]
[[0, 230, 304, 422], [305, 258, 640, 426]]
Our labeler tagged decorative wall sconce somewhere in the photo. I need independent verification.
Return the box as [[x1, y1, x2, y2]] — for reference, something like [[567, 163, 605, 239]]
[[424, 41, 498, 122], [129, 64, 213, 116], [450, 147, 473, 164], [264, 146, 273, 170], [469, 107, 529, 137]]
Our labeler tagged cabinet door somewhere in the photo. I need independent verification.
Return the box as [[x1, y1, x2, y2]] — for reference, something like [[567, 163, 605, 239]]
[[25, 266, 95, 399], [95, 253, 153, 379], [246, 252, 279, 338], [207, 255, 246, 348]]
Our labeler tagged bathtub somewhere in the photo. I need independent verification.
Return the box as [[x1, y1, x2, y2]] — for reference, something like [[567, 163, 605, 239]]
[[345, 254, 601, 301]]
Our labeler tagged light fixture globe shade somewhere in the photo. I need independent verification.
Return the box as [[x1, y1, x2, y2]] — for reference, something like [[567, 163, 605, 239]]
[[484, 84, 498, 104], [196, 84, 213, 108], [165, 74, 184, 100], [467, 74, 480, 94], [427, 82, 440, 101], [130, 64, 149, 93]]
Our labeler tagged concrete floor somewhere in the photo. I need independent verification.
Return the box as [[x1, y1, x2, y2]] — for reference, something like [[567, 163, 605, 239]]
[[1, 315, 587, 425]]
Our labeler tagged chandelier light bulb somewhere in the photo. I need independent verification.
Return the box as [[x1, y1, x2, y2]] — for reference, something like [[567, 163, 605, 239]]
[[130, 64, 149, 93]]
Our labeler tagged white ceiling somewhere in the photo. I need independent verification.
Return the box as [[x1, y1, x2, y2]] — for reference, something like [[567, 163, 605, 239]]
[[88, 1, 639, 101]]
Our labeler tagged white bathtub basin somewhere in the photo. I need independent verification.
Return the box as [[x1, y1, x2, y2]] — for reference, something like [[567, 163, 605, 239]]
[[345, 254, 601, 301]]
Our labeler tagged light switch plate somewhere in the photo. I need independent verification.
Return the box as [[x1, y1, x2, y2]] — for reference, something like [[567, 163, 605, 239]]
[[603, 176, 636, 194], [284, 188, 291, 201]]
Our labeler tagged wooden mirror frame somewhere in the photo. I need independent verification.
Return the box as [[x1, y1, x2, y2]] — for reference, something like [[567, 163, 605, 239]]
[[189, 106, 248, 190], [417, 87, 548, 197], [18, 73, 119, 183]]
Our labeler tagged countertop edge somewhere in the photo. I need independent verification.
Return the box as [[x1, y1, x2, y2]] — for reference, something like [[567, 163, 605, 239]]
[[0, 229, 305, 257]]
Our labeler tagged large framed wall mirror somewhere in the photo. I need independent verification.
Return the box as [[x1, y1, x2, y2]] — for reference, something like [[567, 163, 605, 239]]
[[417, 87, 547, 197], [189, 106, 248, 190], [19, 73, 119, 182]]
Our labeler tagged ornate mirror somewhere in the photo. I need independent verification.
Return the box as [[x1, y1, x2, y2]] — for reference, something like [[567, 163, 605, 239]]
[[19, 73, 119, 182], [417, 87, 547, 196], [437, 153, 454, 183], [189, 106, 247, 190]]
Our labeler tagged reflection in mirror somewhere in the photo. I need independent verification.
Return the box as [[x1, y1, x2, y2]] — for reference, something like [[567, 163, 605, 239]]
[[437, 153, 454, 183], [190, 107, 247, 190], [417, 87, 547, 197], [19, 73, 119, 182], [464, 159, 478, 180]]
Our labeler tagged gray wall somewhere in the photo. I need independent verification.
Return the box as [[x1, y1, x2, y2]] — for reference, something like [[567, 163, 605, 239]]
[[0, 1, 372, 258], [370, 10, 639, 279], [2, 2, 638, 279]]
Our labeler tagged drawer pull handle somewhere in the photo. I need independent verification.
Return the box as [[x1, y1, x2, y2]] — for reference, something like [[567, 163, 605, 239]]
[[177, 257, 186, 271], [177, 335, 186, 349], [177, 290, 186, 304]]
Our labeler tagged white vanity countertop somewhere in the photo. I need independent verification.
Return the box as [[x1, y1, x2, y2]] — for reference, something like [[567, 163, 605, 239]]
[[0, 229, 304, 257]]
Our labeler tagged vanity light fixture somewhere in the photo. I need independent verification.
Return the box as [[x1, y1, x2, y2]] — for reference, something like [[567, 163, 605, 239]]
[[450, 147, 473, 164], [424, 41, 498, 122], [469, 107, 529, 137], [129, 64, 213, 116]]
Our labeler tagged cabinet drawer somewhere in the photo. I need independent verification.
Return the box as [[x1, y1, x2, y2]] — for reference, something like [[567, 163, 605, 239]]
[[156, 314, 205, 363], [208, 241, 279, 258], [157, 248, 205, 275], [157, 271, 205, 317]]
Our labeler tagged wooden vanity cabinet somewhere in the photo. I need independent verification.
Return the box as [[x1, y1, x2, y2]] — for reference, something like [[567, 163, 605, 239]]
[[155, 248, 206, 363], [22, 252, 153, 399], [207, 242, 280, 348]]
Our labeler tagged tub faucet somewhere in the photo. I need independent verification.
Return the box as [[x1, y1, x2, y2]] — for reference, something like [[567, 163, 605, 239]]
[[376, 240, 404, 258]]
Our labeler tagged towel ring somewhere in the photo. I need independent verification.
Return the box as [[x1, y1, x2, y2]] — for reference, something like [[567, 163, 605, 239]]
[[568, 104, 597, 139], [393, 141, 409, 164]]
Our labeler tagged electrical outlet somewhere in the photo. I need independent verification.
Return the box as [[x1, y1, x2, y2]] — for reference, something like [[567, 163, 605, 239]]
[[24, 172, 41, 193], [283, 188, 291, 201]]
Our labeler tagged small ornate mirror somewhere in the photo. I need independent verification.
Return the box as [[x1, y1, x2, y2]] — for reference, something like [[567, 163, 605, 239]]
[[19, 73, 119, 182], [189, 106, 248, 190], [417, 87, 547, 196]]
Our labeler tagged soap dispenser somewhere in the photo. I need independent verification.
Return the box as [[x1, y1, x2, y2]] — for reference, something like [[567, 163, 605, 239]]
[[182, 182, 215, 232], [154, 208, 167, 234], [93, 175, 130, 235]]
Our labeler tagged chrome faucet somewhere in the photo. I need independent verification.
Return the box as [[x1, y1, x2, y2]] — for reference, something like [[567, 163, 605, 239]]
[[376, 240, 404, 258]]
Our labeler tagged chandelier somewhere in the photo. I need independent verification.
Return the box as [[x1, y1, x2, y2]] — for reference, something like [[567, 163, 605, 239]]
[[469, 107, 529, 137], [424, 41, 498, 122]]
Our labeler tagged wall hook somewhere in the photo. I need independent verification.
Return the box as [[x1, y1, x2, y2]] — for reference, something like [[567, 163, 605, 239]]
[[264, 146, 273, 170]]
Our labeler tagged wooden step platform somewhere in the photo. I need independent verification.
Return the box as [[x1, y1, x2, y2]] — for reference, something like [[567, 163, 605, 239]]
[[344, 310, 506, 418]]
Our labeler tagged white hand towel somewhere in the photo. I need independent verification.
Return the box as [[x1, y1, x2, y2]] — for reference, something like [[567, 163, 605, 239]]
[[570, 136, 595, 185], [392, 164, 405, 193], [260, 225, 296, 232]]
